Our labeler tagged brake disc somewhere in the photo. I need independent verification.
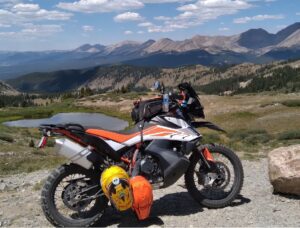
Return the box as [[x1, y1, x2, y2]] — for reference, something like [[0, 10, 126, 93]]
[[196, 161, 231, 189]]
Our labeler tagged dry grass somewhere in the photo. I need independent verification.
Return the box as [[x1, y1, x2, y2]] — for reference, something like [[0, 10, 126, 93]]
[[1, 92, 299, 174]]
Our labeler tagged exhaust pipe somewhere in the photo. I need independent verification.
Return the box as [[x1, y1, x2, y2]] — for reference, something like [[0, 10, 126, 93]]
[[55, 138, 93, 169]]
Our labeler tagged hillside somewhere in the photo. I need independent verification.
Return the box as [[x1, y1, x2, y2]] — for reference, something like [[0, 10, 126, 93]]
[[6, 59, 300, 94], [1, 23, 300, 80], [0, 81, 19, 95]]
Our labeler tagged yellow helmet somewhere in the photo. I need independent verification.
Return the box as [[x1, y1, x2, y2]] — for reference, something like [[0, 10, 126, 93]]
[[100, 166, 133, 211]]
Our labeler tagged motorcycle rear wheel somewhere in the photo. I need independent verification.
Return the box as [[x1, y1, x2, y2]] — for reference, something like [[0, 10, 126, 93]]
[[41, 164, 108, 227], [185, 144, 244, 208]]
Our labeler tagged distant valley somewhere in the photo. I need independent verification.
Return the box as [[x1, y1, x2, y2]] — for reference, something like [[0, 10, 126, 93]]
[[1, 22, 300, 80], [5, 58, 300, 95]]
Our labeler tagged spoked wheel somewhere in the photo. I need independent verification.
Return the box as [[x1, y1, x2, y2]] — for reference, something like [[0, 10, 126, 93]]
[[185, 144, 244, 208], [41, 164, 108, 227]]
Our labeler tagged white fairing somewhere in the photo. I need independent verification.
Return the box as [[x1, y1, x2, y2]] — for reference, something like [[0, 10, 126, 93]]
[[86, 116, 201, 151], [164, 116, 190, 128], [121, 116, 201, 147], [104, 139, 126, 151]]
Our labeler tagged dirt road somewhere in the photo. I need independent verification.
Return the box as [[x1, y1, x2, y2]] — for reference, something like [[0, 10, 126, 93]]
[[0, 159, 299, 227]]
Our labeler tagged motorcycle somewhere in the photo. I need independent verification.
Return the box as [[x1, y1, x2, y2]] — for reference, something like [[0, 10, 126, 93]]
[[38, 82, 244, 227]]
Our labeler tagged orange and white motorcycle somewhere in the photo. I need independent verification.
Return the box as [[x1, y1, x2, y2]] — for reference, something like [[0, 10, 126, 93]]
[[38, 82, 244, 227]]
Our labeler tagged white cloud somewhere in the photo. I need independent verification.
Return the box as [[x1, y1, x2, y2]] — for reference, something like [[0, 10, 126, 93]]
[[57, 0, 144, 13], [12, 3, 40, 12], [114, 12, 143, 22], [0, 23, 11, 27], [137, 30, 144, 34], [0, 3, 72, 27], [82, 25, 94, 32], [124, 30, 133, 35], [140, 0, 191, 3], [138, 22, 153, 27], [154, 16, 171, 21], [0, 0, 21, 9], [21, 24, 63, 36], [219, 27, 229, 31], [234, 14, 284, 24], [142, 0, 253, 33], [0, 24, 63, 38]]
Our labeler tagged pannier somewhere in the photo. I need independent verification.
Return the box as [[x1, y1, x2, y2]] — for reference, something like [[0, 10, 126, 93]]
[[131, 98, 162, 123]]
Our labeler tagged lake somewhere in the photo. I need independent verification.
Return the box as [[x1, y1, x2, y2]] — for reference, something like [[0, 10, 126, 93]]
[[3, 112, 129, 131]]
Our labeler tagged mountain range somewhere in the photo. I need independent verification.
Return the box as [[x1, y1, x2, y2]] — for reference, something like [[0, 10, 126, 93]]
[[6, 58, 300, 94], [1, 22, 300, 80]]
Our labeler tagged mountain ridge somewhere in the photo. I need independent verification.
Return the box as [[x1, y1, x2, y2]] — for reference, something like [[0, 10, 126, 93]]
[[1, 22, 300, 80], [6, 58, 300, 94]]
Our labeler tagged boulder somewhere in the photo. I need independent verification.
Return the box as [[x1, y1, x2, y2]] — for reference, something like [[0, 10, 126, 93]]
[[268, 145, 300, 195]]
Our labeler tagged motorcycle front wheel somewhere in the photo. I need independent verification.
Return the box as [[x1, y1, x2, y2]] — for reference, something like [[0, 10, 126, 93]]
[[185, 144, 244, 208], [41, 164, 108, 227]]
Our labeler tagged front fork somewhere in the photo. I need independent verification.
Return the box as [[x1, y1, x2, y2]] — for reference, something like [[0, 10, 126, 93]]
[[198, 146, 217, 171]]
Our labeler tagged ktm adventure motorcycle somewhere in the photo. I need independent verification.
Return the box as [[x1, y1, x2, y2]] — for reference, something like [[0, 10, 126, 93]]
[[38, 82, 244, 227]]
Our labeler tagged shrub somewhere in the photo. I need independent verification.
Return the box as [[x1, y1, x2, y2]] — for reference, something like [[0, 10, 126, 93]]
[[278, 130, 300, 140], [0, 133, 14, 143], [281, 100, 300, 107], [229, 129, 272, 144], [29, 139, 35, 147]]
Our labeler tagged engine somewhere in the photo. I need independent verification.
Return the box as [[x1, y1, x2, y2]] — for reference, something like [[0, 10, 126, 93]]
[[140, 155, 163, 188]]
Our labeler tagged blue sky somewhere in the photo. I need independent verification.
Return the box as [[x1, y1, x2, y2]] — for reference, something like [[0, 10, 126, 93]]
[[0, 0, 299, 51]]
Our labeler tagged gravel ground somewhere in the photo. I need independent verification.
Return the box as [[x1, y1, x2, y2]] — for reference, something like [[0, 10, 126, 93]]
[[0, 159, 299, 227]]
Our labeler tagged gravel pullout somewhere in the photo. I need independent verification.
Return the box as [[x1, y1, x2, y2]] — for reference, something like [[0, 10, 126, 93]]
[[0, 159, 299, 227]]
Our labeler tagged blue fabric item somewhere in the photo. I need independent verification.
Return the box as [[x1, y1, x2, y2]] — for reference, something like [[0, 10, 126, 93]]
[[181, 100, 188, 108]]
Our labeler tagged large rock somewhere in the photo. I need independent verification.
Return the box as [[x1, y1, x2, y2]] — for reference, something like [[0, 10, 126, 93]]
[[268, 145, 300, 195]]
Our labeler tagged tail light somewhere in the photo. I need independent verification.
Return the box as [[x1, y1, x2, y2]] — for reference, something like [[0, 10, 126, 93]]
[[37, 136, 48, 148]]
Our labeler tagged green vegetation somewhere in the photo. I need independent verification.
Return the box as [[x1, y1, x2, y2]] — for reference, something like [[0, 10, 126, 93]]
[[196, 75, 251, 94], [238, 66, 300, 94], [198, 66, 300, 95], [0, 97, 134, 175], [281, 99, 300, 107], [278, 130, 300, 140], [0, 94, 35, 108], [0, 91, 299, 174], [7, 65, 161, 93], [0, 133, 14, 143]]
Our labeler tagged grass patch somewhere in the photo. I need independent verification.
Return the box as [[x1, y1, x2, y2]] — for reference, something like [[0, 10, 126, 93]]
[[278, 130, 300, 140], [0, 133, 14, 143], [201, 133, 222, 144], [0, 154, 65, 175], [281, 99, 300, 107], [260, 99, 300, 108], [228, 129, 272, 144], [231, 111, 257, 118]]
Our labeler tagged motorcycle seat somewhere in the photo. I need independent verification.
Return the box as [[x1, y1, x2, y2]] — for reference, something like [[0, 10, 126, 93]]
[[85, 125, 143, 143], [85, 124, 159, 143]]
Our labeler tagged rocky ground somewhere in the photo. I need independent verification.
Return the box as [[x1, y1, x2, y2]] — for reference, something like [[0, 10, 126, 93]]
[[0, 159, 299, 227]]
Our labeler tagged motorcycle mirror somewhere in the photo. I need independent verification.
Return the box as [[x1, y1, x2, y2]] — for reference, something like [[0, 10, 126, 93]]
[[153, 81, 165, 94], [153, 81, 161, 91]]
